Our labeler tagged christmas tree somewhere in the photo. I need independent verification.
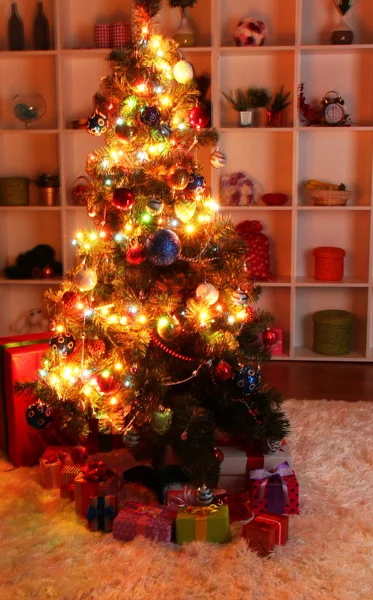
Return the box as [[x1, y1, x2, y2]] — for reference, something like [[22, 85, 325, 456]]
[[20, 0, 290, 487]]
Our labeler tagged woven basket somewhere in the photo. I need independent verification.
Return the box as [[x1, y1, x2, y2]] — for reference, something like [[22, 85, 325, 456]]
[[0, 177, 30, 206], [307, 190, 351, 206], [314, 246, 345, 281], [313, 309, 353, 356]]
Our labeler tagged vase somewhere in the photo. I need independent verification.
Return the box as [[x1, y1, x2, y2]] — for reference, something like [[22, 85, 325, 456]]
[[255, 107, 268, 127], [266, 110, 284, 127], [173, 8, 196, 47], [331, 14, 353, 45], [40, 187, 59, 206], [239, 110, 254, 127]]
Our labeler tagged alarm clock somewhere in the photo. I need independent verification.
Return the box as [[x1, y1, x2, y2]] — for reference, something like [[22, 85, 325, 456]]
[[321, 91, 346, 126]]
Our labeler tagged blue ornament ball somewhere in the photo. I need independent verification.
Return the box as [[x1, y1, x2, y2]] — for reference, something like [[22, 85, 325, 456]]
[[140, 106, 161, 127], [236, 365, 260, 395], [26, 402, 52, 430], [145, 228, 181, 266], [87, 112, 107, 136], [186, 173, 206, 196]]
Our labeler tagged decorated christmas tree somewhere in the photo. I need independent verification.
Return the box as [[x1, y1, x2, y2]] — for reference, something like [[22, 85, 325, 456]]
[[19, 0, 290, 488]]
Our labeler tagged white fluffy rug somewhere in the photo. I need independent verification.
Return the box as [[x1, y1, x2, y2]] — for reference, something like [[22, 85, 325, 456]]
[[0, 400, 372, 600]]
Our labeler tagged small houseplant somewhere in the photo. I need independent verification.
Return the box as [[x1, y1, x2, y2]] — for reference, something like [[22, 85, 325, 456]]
[[169, 0, 198, 47], [222, 88, 255, 127], [223, 87, 272, 127], [331, 0, 353, 44], [247, 87, 271, 127], [267, 85, 291, 127], [36, 173, 60, 206]]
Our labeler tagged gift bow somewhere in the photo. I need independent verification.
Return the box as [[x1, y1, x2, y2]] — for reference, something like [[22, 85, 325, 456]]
[[86, 499, 117, 523], [250, 461, 293, 513], [81, 461, 114, 482], [185, 504, 219, 516], [42, 450, 67, 465], [131, 505, 163, 518]]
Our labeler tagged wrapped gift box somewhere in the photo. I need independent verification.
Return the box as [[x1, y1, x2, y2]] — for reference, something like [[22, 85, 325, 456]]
[[0, 333, 50, 454], [243, 513, 288, 555], [166, 487, 227, 508], [60, 465, 83, 500], [214, 490, 252, 523], [249, 462, 299, 515], [74, 465, 119, 518], [39, 446, 72, 489], [86, 495, 118, 532], [176, 505, 230, 544], [113, 501, 177, 543], [269, 327, 284, 356]]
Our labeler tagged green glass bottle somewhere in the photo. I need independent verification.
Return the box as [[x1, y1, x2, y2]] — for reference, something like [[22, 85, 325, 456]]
[[33, 2, 50, 50], [8, 3, 25, 51]]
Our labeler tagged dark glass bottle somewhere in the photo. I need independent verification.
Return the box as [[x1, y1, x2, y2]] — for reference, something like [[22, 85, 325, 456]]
[[8, 3, 25, 51], [33, 2, 50, 50]]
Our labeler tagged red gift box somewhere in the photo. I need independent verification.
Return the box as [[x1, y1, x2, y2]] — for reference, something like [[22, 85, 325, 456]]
[[39, 447, 72, 489], [60, 465, 83, 500], [214, 490, 252, 523], [86, 495, 118, 532], [249, 462, 299, 515], [255, 513, 289, 545], [74, 464, 118, 518], [113, 501, 177, 543], [243, 512, 288, 555]]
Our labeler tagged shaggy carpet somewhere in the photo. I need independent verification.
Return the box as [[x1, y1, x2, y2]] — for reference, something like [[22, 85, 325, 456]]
[[0, 400, 372, 600]]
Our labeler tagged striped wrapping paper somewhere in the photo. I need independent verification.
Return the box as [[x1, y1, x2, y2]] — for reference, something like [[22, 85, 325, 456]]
[[39, 458, 62, 490], [110, 22, 130, 48], [74, 472, 118, 519], [86, 495, 118, 532], [60, 465, 82, 500]]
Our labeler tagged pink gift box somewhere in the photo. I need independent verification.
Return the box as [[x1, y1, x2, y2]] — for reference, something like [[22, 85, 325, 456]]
[[113, 501, 177, 543]]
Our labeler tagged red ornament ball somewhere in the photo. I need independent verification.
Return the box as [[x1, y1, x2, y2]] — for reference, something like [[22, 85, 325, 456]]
[[215, 361, 233, 381], [213, 447, 224, 463], [246, 306, 256, 321], [62, 290, 78, 308], [95, 373, 118, 395], [189, 105, 210, 130], [126, 244, 146, 265], [130, 364, 138, 374], [262, 328, 277, 346], [87, 338, 106, 358], [112, 188, 135, 211]]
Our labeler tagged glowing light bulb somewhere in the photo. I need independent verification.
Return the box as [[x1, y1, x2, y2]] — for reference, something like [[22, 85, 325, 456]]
[[137, 151, 148, 162], [129, 305, 138, 314], [155, 86, 163, 94], [237, 310, 246, 320], [102, 307, 109, 316], [161, 96, 170, 106], [125, 379, 131, 387], [76, 232, 83, 240], [110, 397, 118, 405], [142, 213, 151, 223], [156, 50, 164, 57], [56, 325, 64, 333], [116, 117, 124, 125], [142, 26, 149, 35], [102, 159, 109, 168], [101, 370, 110, 379], [228, 315, 235, 324], [200, 312, 208, 321], [84, 243, 90, 250], [125, 222, 133, 232], [186, 224, 195, 234], [115, 363, 123, 371], [115, 233, 124, 242], [138, 315, 147, 324], [137, 83, 147, 93], [99, 231, 106, 238], [158, 317, 168, 328], [120, 316, 128, 325], [72, 240, 77, 246], [152, 37, 161, 48], [89, 233, 97, 241], [77, 302, 84, 310], [178, 123, 186, 130], [216, 304, 223, 312], [39, 369, 47, 377], [171, 219, 179, 227]]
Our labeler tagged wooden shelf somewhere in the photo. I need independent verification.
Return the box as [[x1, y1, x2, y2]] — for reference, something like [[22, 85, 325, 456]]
[[295, 277, 369, 287]]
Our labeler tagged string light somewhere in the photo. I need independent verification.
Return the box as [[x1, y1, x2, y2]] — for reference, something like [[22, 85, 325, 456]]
[[228, 315, 235, 324], [138, 315, 147, 324], [185, 224, 195, 234], [56, 325, 64, 333], [115, 363, 123, 371]]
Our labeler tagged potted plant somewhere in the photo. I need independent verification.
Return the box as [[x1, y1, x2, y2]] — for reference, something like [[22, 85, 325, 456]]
[[35, 173, 60, 206], [222, 88, 255, 127], [331, 1, 353, 45], [267, 85, 291, 127], [169, 0, 198, 47], [246, 87, 271, 127]]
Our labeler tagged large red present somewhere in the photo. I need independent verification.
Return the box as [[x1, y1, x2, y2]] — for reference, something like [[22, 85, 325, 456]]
[[243, 512, 289, 555], [0, 333, 50, 453], [249, 462, 299, 515], [214, 490, 252, 523], [113, 501, 177, 543], [74, 462, 118, 518]]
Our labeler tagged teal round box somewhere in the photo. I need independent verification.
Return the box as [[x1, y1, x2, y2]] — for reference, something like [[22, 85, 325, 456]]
[[313, 310, 353, 356]]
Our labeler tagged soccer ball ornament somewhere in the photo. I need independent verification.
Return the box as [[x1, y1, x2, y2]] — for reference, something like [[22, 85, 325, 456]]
[[126, 244, 146, 265], [234, 18, 268, 47], [26, 402, 52, 430], [196, 282, 219, 305], [196, 484, 214, 506], [87, 112, 107, 136], [189, 105, 210, 130], [145, 228, 181, 266], [236, 365, 261, 395], [50, 332, 76, 356], [173, 60, 194, 84], [122, 429, 140, 447], [186, 173, 206, 196], [112, 188, 135, 211], [232, 289, 248, 306], [74, 268, 97, 292], [140, 106, 161, 127], [210, 149, 227, 169], [146, 198, 164, 216]]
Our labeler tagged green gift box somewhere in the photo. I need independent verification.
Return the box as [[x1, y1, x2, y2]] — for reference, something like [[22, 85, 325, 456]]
[[176, 504, 230, 544]]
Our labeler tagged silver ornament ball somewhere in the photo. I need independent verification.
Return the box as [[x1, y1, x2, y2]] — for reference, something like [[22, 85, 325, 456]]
[[196, 484, 214, 506]]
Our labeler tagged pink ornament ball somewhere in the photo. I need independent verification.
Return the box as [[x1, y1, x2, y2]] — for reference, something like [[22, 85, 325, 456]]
[[234, 18, 267, 47]]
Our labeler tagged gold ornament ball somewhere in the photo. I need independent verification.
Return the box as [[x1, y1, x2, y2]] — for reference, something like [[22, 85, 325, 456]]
[[174, 198, 197, 223], [196, 282, 219, 305], [166, 167, 190, 191], [74, 268, 97, 292], [157, 315, 181, 341], [173, 60, 194, 84], [151, 407, 173, 435]]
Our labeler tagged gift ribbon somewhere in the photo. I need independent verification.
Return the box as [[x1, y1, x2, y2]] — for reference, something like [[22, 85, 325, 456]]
[[86, 496, 117, 531], [42, 449, 67, 465], [250, 461, 292, 514], [81, 460, 114, 482], [255, 514, 283, 544], [186, 504, 219, 541]]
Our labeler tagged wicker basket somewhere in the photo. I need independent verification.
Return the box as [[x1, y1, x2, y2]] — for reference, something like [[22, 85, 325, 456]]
[[313, 309, 353, 356], [307, 189, 351, 206], [314, 246, 345, 282], [0, 177, 30, 206]]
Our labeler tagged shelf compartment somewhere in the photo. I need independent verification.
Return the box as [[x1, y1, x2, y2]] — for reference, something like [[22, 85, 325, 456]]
[[0, 277, 62, 285], [296, 276, 368, 287], [256, 286, 291, 356], [298, 130, 373, 206], [296, 211, 370, 281], [62, 132, 104, 205], [158, 2, 212, 47], [294, 287, 368, 357], [0, 1, 56, 51], [219, 0, 296, 47], [65, 210, 94, 271], [0, 284, 58, 338], [293, 346, 366, 362], [301, 0, 373, 45], [300, 52, 373, 127], [220, 52, 294, 128]]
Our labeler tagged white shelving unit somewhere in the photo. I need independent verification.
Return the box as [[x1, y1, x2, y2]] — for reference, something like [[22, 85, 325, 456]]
[[0, 0, 372, 362]]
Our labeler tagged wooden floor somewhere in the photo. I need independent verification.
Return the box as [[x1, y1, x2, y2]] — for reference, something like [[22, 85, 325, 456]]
[[262, 361, 373, 401]]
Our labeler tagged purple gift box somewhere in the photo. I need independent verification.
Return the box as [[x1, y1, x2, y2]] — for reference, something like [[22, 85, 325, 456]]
[[113, 501, 177, 543]]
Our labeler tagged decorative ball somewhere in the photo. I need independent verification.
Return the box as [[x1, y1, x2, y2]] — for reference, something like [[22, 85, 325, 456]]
[[140, 106, 161, 127], [146, 198, 164, 216], [151, 407, 172, 435], [95, 373, 118, 395], [173, 60, 194, 84], [262, 328, 277, 346], [186, 173, 206, 196], [122, 429, 140, 447], [157, 315, 181, 341], [50, 332, 76, 356], [87, 338, 106, 358], [210, 149, 227, 169], [196, 282, 219, 305], [213, 447, 224, 463], [215, 361, 233, 381], [112, 187, 135, 211], [130, 364, 138, 374], [74, 268, 97, 292], [62, 290, 78, 308], [181, 430, 188, 441], [115, 124, 137, 143], [145, 228, 181, 266], [196, 484, 214, 506], [234, 18, 268, 47], [157, 123, 172, 138], [236, 365, 261, 395], [26, 402, 52, 430], [126, 244, 146, 265], [166, 167, 189, 190], [174, 198, 196, 223], [189, 105, 210, 130], [232, 289, 248, 306], [87, 112, 107, 136]]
